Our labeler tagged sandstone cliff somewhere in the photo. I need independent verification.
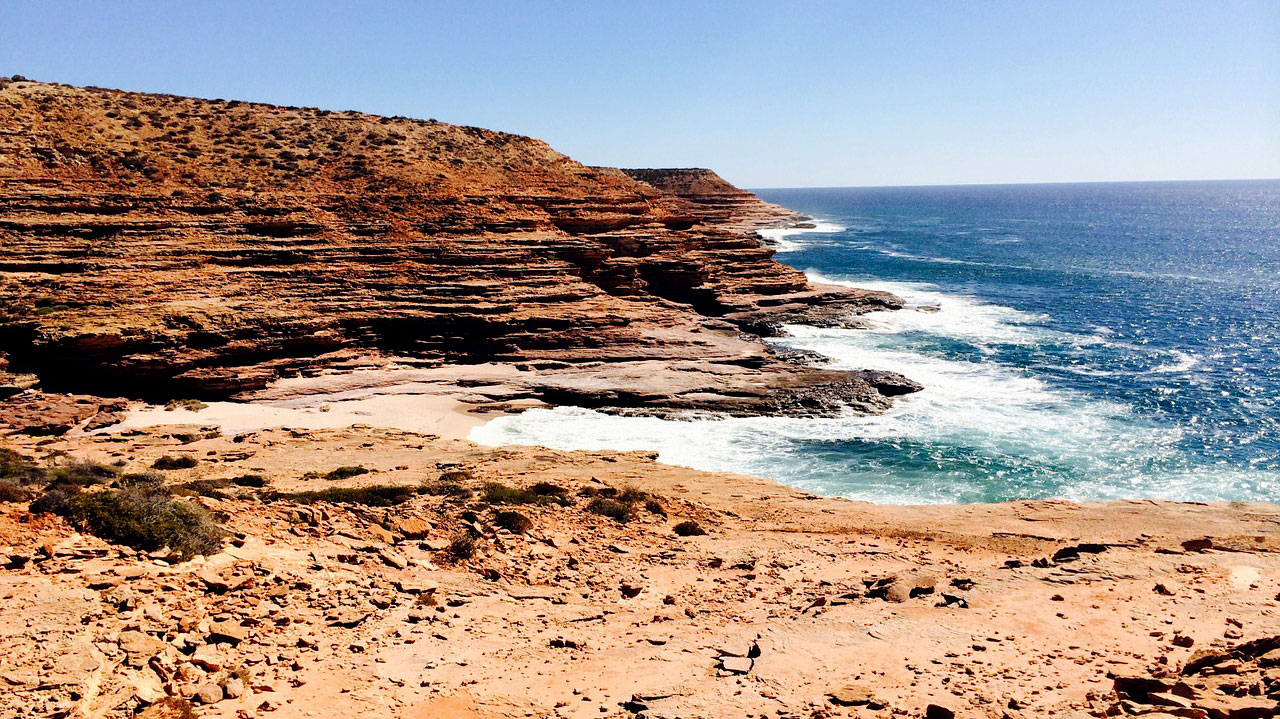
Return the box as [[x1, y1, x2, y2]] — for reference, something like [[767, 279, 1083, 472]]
[[619, 167, 802, 230], [0, 79, 908, 414]]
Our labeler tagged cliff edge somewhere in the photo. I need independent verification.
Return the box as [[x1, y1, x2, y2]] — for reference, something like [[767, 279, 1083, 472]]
[[0, 79, 911, 416]]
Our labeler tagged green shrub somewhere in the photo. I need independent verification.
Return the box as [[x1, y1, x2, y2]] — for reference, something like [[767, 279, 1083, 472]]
[[152, 455, 198, 470], [438, 469, 473, 483], [482, 482, 570, 506], [164, 399, 208, 412], [586, 497, 634, 523], [421, 479, 472, 499], [615, 485, 650, 504], [492, 510, 532, 534], [0, 448, 42, 484], [230, 474, 267, 488], [28, 482, 81, 515], [47, 460, 120, 485], [175, 478, 232, 499], [303, 466, 369, 481], [481, 482, 539, 505], [446, 533, 477, 561], [530, 481, 570, 499], [267, 485, 416, 507], [673, 520, 706, 537], [117, 471, 164, 487], [35, 485, 224, 560], [0, 480, 32, 503]]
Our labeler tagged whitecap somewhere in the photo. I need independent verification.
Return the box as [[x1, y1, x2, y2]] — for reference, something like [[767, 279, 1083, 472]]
[[1150, 350, 1199, 374], [756, 221, 844, 252]]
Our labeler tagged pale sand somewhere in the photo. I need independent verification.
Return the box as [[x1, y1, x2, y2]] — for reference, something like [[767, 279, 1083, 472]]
[[108, 391, 498, 441]]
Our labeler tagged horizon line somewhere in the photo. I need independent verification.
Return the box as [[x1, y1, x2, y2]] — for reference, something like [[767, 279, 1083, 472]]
[[747, 176, 1280, 192]]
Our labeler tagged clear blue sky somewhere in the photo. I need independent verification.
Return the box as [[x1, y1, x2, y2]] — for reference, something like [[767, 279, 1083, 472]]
[[3, 1, 1277, 187]]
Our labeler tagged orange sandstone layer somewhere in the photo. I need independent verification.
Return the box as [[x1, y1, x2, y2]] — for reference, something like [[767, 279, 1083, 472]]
[[0, 79, 909, 416]]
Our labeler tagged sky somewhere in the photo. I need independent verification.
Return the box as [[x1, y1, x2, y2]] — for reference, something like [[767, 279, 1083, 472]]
[[2, 1, 1277, 188]]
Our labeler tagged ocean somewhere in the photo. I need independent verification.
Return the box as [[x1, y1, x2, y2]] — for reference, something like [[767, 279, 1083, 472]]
[[472, 180, 1280, 504]]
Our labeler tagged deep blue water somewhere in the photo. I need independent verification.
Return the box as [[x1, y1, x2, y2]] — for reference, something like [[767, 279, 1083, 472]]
[[475, 180, 1280, 504]]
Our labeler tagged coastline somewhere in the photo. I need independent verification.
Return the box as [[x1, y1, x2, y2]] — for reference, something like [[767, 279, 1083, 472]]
[[2, 81, 1278, 718]]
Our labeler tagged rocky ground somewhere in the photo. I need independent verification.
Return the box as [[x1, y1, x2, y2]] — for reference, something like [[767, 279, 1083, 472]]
[[2, 424, 1277, 719]]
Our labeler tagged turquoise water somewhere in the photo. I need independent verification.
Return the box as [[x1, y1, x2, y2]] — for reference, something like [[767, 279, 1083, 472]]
[[473, 180, 1280, 504]]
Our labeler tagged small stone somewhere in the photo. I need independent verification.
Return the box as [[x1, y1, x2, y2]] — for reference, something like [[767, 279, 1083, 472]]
[[119, 630, 168, 665], [126, 668, 166, 703], [719, 656, 752, 675], [392, 517, 433, 540], [190, 645, 226, 671], [925, 704, 956, 719], [884, 572, 938, 602], [716, 641, 757, 658], [137, 697, 198, 719], [828, 684, 876, 706], [367, 525, 395, 543], [224, 676, 246, 699], [207, 620, 246, 646], [377, 549, 409, 569], [192, 682, 223, 704], [1147, 692, 1193, 709]]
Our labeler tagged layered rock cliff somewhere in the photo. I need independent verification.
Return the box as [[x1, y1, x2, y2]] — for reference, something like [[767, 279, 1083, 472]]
[[0, 79, 910, 414], [619, 167, 802, 230]]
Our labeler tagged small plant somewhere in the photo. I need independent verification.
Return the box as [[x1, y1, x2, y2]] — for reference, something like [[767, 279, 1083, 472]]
[[446, 533, 477, 562], [492, 510, 532, 534], [673, 520, 707, 537], [0, 480, 32, 503], [32, 484, 224, 560], [421, 479, 472, 499], [530, 481, 570, 499], [46, 459, 120, 486], [482, 482, 571, 507], [28, 481, 81, 515], [266, 485, 416, 507], [152, 455, 198, 470], [586, 497, 634, 523], [164, 399, 208, 412], [303, 466, 370, 481], [481, 482, 539, 505], [117, 471, 164, 487], [615, 485, 650, 504], [174, 478, 232, 499], [438, 469, 473, 483], [230, 474, 267, 488], [0, 448, 42, 483]]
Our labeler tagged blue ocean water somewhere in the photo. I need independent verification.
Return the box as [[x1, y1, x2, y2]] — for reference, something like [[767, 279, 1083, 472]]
[[474, 180, 1280, 504]]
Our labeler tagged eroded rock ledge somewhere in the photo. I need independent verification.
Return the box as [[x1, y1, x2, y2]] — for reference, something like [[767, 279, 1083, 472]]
[[0, 79, 913, 417]]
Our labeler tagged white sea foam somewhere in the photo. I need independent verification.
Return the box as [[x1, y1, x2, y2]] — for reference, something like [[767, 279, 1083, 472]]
[[470, 276, 1194, 503], [806, 272, 1054, 346], [469, 265, 1269, 503], [1150, 349, 1199, 374], [756, 221, 844, 252]]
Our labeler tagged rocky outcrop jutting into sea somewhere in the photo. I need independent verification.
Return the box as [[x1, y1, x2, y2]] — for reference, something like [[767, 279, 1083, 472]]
[[0, 79, 913, 415]]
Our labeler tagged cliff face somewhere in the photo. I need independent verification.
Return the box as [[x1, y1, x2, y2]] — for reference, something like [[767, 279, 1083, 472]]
[[0, 79, 908, 413], [619, 167, 800, 229]]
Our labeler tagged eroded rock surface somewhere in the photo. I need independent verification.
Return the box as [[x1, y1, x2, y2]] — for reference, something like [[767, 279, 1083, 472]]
[[1, 426, 1277, 719], [0, 80, 907, 416]]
